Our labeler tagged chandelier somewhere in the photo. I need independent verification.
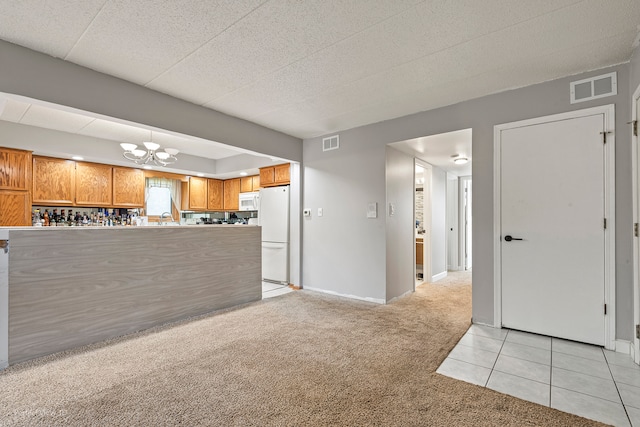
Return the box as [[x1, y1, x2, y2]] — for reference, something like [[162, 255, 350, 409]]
[[120, 136, 179, 167]]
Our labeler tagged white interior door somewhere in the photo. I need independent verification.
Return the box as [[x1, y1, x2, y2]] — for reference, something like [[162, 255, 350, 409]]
[[464, 179, 472, 270], [635, 94, 640, 364], [500, 113, 606, 345]]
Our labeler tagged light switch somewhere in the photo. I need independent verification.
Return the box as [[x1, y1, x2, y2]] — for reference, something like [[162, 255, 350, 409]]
[[317, 208, 323, 217], [367, 202, 377, 218]]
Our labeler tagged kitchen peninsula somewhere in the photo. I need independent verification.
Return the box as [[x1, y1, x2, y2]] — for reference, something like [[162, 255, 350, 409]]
[[0, 224, 261, 368]]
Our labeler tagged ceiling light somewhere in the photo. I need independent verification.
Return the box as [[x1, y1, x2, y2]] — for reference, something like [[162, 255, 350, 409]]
[[453, 157, 469, 165], [120, 131, 179, 167], [197, 173, 204, 177], [239, 172, 248, 176], [71, 156, 84, 161]]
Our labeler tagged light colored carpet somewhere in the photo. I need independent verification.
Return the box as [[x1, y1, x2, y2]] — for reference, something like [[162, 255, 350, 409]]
[[0, 271, 604, 426]]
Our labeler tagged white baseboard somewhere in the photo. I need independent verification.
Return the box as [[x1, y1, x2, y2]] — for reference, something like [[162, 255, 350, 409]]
[[387, 289, 413, 304], [431, 271, 448, 282], [472, 319, 500, 328], [615, 339, 632, 355], [303, 287, 385, 304]]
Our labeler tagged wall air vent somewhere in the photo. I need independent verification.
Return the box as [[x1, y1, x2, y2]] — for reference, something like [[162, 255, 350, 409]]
[[570, 72, 617, 104], [322, 135, 339, 152]]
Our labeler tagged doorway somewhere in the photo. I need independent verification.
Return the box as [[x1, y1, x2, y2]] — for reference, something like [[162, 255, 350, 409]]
[[494, 105, 615, 348], [633, 84, 640, 364], [415, 161, 431, 286], [460, 176, 472, 271]]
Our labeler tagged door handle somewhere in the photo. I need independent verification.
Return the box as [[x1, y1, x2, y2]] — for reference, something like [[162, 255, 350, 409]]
[[504, 235, 523, 242]]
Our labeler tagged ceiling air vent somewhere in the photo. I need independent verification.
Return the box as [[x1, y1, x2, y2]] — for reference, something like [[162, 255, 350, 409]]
[[570, 72, 617, 104], [322, 135, 339, 152]]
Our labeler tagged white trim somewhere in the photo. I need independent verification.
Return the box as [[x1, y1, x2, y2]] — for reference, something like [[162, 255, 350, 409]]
[[302, 287, 385, 305], [0, 228, 8, 370], [415, 160, 432, 288], [493, 105, 616, 350], [387, 289, 414, 304], [431, 271, 448, 282], [614, 340, 632, 355], [459, 176, 472, 271], [633, 83, 640, 365]]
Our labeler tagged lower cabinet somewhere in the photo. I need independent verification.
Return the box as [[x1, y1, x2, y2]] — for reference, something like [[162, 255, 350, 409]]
[[0, 190, 31, 226]]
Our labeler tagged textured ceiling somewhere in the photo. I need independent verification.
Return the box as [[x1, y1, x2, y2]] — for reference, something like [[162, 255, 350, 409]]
[[0, 0, 638, 140]]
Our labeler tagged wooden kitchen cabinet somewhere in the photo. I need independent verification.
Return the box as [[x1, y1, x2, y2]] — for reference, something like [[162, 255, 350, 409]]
[[181, 176, 207, 211], [274, 164, 290, 184], [240, 176, 253, 193], [207, 179, 224, 210], [259, 164, 289, 187], [0, 190, 31, 226], [259, 167, 274, 187], [240, 175, 260, 193], [0, 147, 32, 191], [223, 178, 240, 210], [113, 167, 144, 207], [32, 156, 75, 205], [75, 162, 113, 206]]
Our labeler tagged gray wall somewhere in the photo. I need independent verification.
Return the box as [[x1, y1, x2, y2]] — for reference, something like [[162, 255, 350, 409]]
[[302, 136, 387, 303], [631, 45, 640, 94], [303, 63, 633, 340], [430, 165, 447, 279], [0, 40, 302, 162], [385, 146, 414, 302]]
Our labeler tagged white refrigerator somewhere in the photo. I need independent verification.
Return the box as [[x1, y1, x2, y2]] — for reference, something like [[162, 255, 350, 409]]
[[259, 186, 289, 284]]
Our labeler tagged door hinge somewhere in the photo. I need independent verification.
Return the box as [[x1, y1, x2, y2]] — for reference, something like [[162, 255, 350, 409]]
[[604, 218, 607, 229], [604, 304, 607, 315], [600, 131, 612, 144], [634, 120, 638, 137], [636, 324, 640, 339], [635, 223, 639, 237]]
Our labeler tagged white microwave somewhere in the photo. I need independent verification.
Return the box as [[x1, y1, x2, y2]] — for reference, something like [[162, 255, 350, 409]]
[[238, 192, 259, 211]]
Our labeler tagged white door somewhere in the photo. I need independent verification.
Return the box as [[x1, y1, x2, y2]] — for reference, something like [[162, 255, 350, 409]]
[[635, 93, 640, 364], [501, 113, 606, 345]]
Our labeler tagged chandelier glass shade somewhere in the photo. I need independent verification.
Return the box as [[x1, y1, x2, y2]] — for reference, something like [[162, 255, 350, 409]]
[[121, 141, 179, 166]]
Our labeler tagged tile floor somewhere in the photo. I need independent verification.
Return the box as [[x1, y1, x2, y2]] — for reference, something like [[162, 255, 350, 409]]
[[262, 281, 293, 299], [437, 325, 640, 426]]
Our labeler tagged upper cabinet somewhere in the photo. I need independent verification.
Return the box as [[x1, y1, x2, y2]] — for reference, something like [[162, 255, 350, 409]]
[[182, 176, 207, 211], [75, 162, 113, 206], [32, 156, 75, 205], [223, 178, 240, 210], [240, 175, 260, 193], [259, 164, 290, 187], [207, 179, 224, 210], [113, 167, 144, 207], [0, 147, 32, 191]]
